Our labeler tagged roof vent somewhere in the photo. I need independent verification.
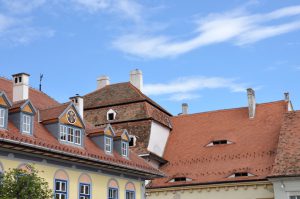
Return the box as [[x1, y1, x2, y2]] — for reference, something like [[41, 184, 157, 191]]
[[228, 172, 254, 178], [206, 139, 233, 147], [169, 177, 192, 183]]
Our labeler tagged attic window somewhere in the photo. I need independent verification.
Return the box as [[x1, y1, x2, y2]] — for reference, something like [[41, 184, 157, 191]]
[[0, 108, 5, 128], [206, 139, 233, 147], [107, 109, 116, 121], [169, 177, 192, 183], [129, 135, 136, 147], [228, 172, 254, 178]]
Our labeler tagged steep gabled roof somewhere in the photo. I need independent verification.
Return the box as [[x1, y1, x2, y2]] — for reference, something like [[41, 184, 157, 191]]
[[270, 110, 300, 177], [84, 82, 172, 116], [149, 101, 288, 188]]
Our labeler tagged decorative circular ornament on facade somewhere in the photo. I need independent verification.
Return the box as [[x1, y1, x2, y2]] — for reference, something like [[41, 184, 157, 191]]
[[67, 110, 76, 124]]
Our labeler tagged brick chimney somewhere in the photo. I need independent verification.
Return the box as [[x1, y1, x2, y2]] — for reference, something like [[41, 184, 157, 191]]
[[97, 75, 110, 90], [12, 73, 30, 102], [182, 103, 188, 115], [70, 94, 84, 119], [247, 88, 256, 119], [130, 69, 143, 91]]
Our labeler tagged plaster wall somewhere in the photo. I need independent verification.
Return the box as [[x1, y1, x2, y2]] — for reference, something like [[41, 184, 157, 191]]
[[148, 121, 170, 157]]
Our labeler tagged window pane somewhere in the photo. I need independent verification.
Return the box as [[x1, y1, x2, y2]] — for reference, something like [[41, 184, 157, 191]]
[[0, 109, 4, 127], [55, 181, 60, 191]]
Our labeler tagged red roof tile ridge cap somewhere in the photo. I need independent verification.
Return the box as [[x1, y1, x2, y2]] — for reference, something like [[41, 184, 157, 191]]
[[173, 100, 287, 119], [83, 82, 131, 97], [0, 76, 60, 105]]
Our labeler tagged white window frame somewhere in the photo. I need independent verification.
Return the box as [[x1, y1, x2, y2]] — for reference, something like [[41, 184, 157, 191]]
[[55, 179, 67, 199], [79, 183, 91, 199], [0, 108, 5, 128], [108, 188, 118, 199], [22, 114, 31, 134], [60, 125, 81, 146], [107, 109, 116, 121], [121, 141, 128, 157], [126, 191, 135, 199], [105, 137, 112, 153]]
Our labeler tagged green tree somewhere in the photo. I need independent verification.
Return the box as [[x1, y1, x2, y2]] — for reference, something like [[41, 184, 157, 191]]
[[0, 164, 53, 199]]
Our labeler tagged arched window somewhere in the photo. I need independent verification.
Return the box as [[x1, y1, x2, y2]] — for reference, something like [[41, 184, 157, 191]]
[[54, 170, 69, 199], [108, 179, 119, 199], [79, 173, 92, 199], [125, 182, 136, 199]]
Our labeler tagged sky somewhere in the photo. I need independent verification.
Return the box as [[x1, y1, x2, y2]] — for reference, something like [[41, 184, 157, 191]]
[[0, 0, 300, 115]]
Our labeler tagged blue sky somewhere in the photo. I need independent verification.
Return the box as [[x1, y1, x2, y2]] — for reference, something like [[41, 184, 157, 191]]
[[0, 0, 300, 115]]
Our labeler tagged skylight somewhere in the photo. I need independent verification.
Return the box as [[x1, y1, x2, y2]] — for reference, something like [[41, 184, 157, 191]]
[[228, 172, 254, 178]]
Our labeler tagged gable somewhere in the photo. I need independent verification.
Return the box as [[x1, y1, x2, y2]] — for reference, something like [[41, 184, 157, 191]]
[[59, 106, 84, 128], [21, 101, 36, 115], [0, 92, 12, 108], [121, 133, 129, 141]]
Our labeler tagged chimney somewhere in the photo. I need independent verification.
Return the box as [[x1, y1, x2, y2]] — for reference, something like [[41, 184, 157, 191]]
[[12, 73, 30, 102], [247, 88, 256, 119], [284, 92, 294, 111], [182, 103, 188, 115], [130, 69, 143, 91], [97, 76, 110, 90], [70, 94, 84, 119]]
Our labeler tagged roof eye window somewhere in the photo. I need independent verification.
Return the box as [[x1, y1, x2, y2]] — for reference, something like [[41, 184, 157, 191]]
[[107, 109, 116, 121], [169, 177, 192, 183], [206, 139, 233, 147], [129, 135, 136, 147], [228, 172, 254, 178]]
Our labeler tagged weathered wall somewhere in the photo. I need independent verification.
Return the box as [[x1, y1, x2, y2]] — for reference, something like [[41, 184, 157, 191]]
[[270, 177, 300, 199], [148, 121, 170, 157]]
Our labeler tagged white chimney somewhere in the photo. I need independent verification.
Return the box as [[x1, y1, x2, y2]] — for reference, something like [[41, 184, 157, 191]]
[[130, 69, 143, 91], [70, 94, 84, 119], [284, 92, 294, 111], [97, 76, 110, 90], [247, 88, 256, 119], [182, 103, 188, 115], [12, 73, 30, 102]]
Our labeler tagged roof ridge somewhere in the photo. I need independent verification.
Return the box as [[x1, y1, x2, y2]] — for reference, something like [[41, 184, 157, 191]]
[[173, 100, 287, 118], [84, 82, 131, 97], [40, 102, 70, 111]]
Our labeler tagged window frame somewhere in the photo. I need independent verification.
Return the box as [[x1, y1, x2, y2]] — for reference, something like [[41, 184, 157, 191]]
[[55, 179, 68, 199], [290, 196, 300, 199], [108, 187, 118, 199], [79, 183, 91, 199], [60, 125, 82, 146], [126, 190, 135, 199], [105, 136, 112, 153], [0, 107, 5, 128], [22, 114, 31, 134], [121, 141, 128, 157]]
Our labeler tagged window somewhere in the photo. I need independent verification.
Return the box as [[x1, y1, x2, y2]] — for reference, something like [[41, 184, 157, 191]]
[[126, 191, 135, 199], [206, 139, 233, 147], [107, 109, 116, 121], [129, 136, 136, 147], [79, 183, 90, 199], [60, 125, 81, 146], [55, 180, 68, 199], [105, 137, 112, 153], [169, 177, 192, 183], [108, 188, 118, 199], [22, 114, 31, 134], [0, 108, 5, 128], [122, 142, 128, 157], [60, 126, 67, 141], [108, 113, 114, 120], [228, 172, 254, 178], [290, 196, 300, 199]]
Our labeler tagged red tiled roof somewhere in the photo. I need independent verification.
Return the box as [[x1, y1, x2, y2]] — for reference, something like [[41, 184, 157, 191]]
[[270, 111, 300, 177], [0, 77, 59, 109], [0, 78, 163, 177], [149, 101, 288, 188], [40, 103, 69, 122]]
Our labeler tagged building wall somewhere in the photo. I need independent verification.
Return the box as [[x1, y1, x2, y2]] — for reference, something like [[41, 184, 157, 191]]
[[147, 182, 274, 199], [148, 121, 170, 157], [0, 150, 144, 199], [270, 177, 300, 199]]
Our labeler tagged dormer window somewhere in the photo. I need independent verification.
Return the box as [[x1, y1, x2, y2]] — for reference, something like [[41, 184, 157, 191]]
[[169, 177, 192, 183], [59, 125, 82, 146], [129, 135, 136, 147], [0, 108, 5, 128], [105, 136, 112, 153], [121, 141, 128, 157], [228, 172, 254, 178], [107, 109, 116, 121], [206, 139, 233, 147], [22, 114, 31, 134]]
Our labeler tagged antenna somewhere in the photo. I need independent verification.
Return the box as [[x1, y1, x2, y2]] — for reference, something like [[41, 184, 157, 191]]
[[39, 74, 44, 91]]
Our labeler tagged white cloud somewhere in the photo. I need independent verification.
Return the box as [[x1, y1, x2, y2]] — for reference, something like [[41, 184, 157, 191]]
[[113, 5, 300, 58], [1, 0, 46, 14], [72, 0, 111, 12], [143, 76, 247, 101], [0, 14, 16, 32]]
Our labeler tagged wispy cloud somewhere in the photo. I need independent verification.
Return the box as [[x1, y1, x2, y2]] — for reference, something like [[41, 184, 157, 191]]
[[0, 0, 46, 14], [143, 76, 247, 101], [113, 5, 300, 58], [72, 0, 111, 13]]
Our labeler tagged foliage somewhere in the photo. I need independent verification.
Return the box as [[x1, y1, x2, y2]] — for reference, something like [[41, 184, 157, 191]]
[[0, 164, 53, 199]]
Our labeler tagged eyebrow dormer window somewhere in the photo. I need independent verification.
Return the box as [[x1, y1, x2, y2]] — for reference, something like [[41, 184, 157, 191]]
[[206, 139, 233, 147], [0, 108, 5, 128], [107, 109, 116, 121], [228, 172, 254, 178], [169, 177, 192, 183]]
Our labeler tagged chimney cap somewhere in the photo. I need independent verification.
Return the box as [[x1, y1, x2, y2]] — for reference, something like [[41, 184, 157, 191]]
[[69, 94, 83, 100], [182, 103, 188, 106], [12, 73, 30, 77], [97, 75, 109, 81], [130, 69, 142, 74]]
